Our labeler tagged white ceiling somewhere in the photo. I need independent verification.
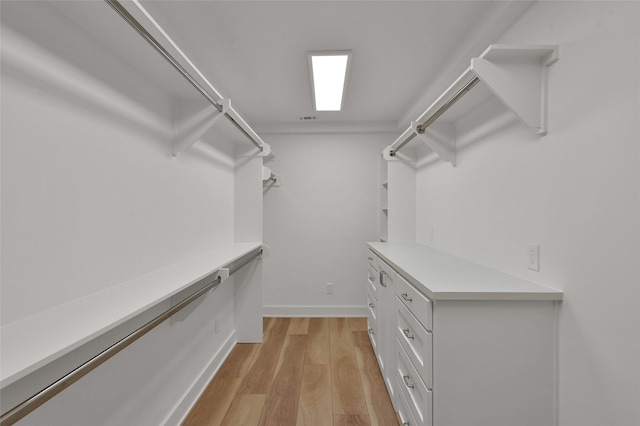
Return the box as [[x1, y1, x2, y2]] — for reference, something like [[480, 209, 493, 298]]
[[45, 1, 534, 134]]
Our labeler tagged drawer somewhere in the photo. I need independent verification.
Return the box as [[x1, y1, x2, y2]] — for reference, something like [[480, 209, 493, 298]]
[[396, 338, 433, 426], [396, 298, 433, 390], [366, 264, 377, 296], [366, 250, 378, 271], [396, 273, 432, 331], [366, 289, 378, 326], [396, 376, 419, 426], [367, 322, 378, 354]]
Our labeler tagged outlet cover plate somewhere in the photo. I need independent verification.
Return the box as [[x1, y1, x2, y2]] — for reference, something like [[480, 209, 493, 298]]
[[527, 243, 540, 271]]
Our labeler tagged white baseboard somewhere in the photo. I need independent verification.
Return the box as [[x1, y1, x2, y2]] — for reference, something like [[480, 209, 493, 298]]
[[164, 330, 237, 426], [263, 305, 367, 317]]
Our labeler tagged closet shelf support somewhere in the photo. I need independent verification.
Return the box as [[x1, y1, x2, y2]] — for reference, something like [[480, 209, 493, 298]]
[[384, 44, 559, 163], [173, 99, 229, 155], [262, 166, 281, 186], [105, 0, 268, 153]]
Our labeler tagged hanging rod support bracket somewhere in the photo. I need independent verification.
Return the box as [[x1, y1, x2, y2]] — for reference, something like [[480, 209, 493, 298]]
[[412, 121, 456, 166], [105, 0, 267, 153], [216, 268, 230, 284]]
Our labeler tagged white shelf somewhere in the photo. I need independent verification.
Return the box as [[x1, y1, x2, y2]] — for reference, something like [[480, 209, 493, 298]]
[[0, 242, 262, 389], [384, 44, 559, 164], [368, 242, 562, 301]]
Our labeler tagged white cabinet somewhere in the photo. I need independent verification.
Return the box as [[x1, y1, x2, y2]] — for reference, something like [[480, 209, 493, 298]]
[[365, 254, 380, 363], [367, 242, 563, 426], [366, 249, 397, 407]]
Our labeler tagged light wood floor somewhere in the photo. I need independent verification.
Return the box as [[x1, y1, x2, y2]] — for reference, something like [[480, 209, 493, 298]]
[[182, 317, 398, 426]]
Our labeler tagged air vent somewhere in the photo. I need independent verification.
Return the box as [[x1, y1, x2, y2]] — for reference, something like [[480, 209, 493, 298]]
[[298, 116, 317, 121]]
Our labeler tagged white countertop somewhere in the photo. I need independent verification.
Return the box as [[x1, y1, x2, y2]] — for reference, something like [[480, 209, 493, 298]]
[[0, 242, 262, 388], [368, 242, 562, 301]]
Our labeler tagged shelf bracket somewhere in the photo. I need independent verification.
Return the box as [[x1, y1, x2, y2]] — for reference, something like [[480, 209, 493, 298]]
[[258, 142, 272, 157], [262, 166, 281, 187], [471, 45, 559, 136], [413, 121, 456, 166], [172, 99, 230, 156]]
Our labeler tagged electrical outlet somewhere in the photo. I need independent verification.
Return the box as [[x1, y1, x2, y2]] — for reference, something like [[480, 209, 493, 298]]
[[326, 283, 333, 294], [527, 243, 540, 271]]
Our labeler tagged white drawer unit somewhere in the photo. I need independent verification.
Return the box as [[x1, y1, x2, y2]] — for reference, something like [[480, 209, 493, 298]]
[[396, 298, 432, 390], [396, 273, 432, 332], [367, 242, 562, 426], [366, 250, 398, 409], [396, 338, 433, 426]]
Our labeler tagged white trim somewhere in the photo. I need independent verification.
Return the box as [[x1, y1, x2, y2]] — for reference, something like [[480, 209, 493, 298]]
[[164, 331, 237, 426], [254, 121, 399, 135], [263, 306, 367, 318]]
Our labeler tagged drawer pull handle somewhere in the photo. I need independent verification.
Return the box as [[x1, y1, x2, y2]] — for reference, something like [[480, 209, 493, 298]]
[[379, 270, 387, 287], [368, 302, 375, 308], [403, 328, 415, 340], [368, 256, 374, 261], [403, 422, 410, 426], [403, 374, 415, 389], [401, 292, 413, 302], [368, 328, 375, 335]]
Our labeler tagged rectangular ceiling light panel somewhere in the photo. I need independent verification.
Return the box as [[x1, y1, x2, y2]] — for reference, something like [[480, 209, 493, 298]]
[[309, 51, 351, 111]]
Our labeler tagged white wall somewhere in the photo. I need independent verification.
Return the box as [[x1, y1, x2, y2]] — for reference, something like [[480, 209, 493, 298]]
[[414, 2, 639, 425], [262, 133, 389, 316], [1, 2, 236, 324], [1, 2, 249, 424]]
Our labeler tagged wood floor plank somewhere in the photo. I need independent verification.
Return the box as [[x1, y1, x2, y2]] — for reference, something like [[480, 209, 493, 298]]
[[221, 394, 266, 426], [216, 343, 259, 378], [348, 317, 368, 332], [238, 317, 291, 394], [258, 334, 307, 426], [352, 331, 397, 426], [288, 317, 310, 334], [181, 378, 240, 426], [183, 318, 398, 426], [296, 364, 333, 426], [333, 414, 372, 426], [263, 316, 273, 332], [306, 317, 331, 365], [329, 318, 368, 415]]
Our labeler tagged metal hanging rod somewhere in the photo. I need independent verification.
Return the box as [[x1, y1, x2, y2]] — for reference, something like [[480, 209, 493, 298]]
[[389, 76, 480, 157], [0, 248, 263, 426], [104, 0, 264, 152]]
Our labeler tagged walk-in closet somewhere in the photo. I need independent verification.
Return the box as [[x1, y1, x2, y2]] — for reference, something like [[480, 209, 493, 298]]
[[1, 1, 638, 425]]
